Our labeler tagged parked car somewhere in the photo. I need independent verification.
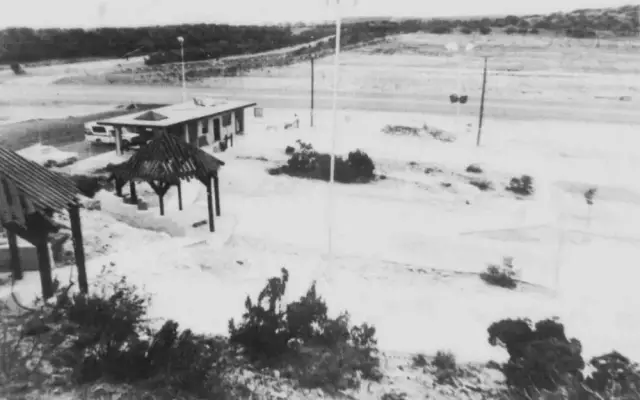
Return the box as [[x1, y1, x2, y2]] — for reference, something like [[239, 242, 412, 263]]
[[83, 122, 142, 148]]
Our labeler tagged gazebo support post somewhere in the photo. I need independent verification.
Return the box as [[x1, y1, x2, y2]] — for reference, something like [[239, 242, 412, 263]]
[[69, 205, 88, 294], [7, 229, 23, 280], [177, 181, 183, 211], [129, 180, 138, 204], [115, 177, 126, 197], [35, 233, 54, 300], [213, 172, 221, 216], [230, 133, 234, 147], [198, 175, 215, 232], [148, 181, 171, 216]]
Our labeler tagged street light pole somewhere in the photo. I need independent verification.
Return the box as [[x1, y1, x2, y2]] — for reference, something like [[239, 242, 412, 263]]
[[177, 36, 186, 102]]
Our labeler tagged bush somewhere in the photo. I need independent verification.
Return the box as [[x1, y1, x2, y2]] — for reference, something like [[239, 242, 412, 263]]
[[505, 26, 518, 35], [228, 268, 381, 391], [412, 353, 428, 367], [506, 175, 534, 196], [433, 350, 458, 385], [42, 270, 230, 398], [272, 141, 376, 184], [10, 63, 25, 75], [466, 164, 483, 174], [586, 351, 640, 396], [488, 318, 585, 395], [479, 26, 492, 35], [65, 174, 104, 198], [460, 26, 473, 34], [469, 178, 493, 191], [480, 257, 517, 289], [285, 145, 296, 155]]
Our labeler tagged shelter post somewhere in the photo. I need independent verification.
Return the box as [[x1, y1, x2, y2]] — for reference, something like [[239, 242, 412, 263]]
[[115, 126, 123, 156], [177, 181, 183, 211], [149, 181, 171, 216], [129, 180, 138, 203], [7, 229, 23, 280], [35, 233, 54, 300], [213, 172, 221, 216], [201, 175, 215, 232], [69, 205, 88, 294], [115, 177, 126, 197]]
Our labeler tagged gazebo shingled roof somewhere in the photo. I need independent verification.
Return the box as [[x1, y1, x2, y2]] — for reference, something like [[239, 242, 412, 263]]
[[0, 147, 87, 298], [107, 132, 225, 183], [0, 147, 80, 227]]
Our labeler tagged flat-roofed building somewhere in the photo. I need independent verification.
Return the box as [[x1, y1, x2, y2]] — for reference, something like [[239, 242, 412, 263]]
[[97, 97, 256, 156]]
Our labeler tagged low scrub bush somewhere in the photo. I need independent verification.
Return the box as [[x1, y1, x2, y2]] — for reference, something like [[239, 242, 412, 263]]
[[469, 178, 493, 191], [480, 257, 518, 289], [506, 175, 534, 196], [488, 318, 585, 396], [466, 164, 483, 174], [31, 269, 231, 398], [433, 350, 458, 385], [382, 125, 421, 136], [64, 173, 104, 198], [228, 268, 381, 391], [271, 141, 376, 184], [412, 353, 428, 367]]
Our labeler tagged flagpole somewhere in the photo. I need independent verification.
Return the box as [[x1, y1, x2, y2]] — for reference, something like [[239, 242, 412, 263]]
[[327, 0, 341, 258]]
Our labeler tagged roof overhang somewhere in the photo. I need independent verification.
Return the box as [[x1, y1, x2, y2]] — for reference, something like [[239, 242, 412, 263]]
[[97, 100, 257, 128]]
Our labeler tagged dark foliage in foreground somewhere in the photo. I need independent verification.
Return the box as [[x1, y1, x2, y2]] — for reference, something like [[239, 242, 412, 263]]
[[229, 268, 382, 391]]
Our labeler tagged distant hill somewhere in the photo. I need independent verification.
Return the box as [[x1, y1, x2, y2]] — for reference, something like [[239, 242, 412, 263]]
[[0, 4, 637, 66]]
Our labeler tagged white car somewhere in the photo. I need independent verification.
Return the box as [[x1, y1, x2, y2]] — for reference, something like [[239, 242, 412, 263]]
[[84, 122, 140, 148]]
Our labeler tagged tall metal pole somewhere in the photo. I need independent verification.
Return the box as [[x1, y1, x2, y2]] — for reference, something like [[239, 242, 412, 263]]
[[327, 0, 341, 257], [476, 56, 488, 147], [311, 57, 315, 127], [178, 36, 186, 102]]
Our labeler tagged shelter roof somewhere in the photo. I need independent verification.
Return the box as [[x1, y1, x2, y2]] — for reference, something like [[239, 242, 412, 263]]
[[98, 98, 256, 128], [0, 147, 80, 227], [106, 133, 225, 183]]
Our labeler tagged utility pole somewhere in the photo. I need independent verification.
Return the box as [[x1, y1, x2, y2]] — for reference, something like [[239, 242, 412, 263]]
[[311, 57, 315, 127], [177, 36, 186, 102], [327, 0, 343, 258], [476, 56, 488, 147]]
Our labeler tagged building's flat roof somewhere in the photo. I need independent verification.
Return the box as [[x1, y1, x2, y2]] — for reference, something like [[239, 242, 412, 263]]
[[98, 98, 256, 128]]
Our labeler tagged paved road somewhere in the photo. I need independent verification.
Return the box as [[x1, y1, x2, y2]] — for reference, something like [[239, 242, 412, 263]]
[[2, 83, 639, 124]]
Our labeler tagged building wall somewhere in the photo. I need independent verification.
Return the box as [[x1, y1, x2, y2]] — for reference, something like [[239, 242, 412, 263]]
[[173, 109, 245, 149]]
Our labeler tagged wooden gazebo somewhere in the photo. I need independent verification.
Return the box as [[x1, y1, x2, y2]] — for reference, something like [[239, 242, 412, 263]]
[[0, 148, 87, 299], [106, 133, 225, 232]]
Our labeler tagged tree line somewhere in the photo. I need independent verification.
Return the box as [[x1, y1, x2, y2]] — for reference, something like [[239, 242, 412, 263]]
[[0, 4, 636, 65]]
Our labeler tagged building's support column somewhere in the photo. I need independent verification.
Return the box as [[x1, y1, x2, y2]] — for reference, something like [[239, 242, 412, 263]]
[[183, 123, 189, 143], [177, 181, 183, 211]]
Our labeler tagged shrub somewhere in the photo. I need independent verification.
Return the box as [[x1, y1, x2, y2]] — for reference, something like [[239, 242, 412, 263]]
[[347, 149, 375, 180], [273, 141, 376, 184], [10, 63, 25, 75], [479, 26, 492, 35], [285, 145, 296, 155], [433, 350, 458, 385], [466, 164, 483, 174], [65, 174, 104, 198], [469, 178, 493, 191], [412, 353, 428, 367], [228, 268, 381, 391], [586, 351, 640, 396], [43, 270, 229, 398], [487, 318, 585, 395], [460, 26, 473, 34], [480, 257, 518, 289], [506, 175, 534, 196], [382, 125, 421, 136], [505, 26, 518, 35]]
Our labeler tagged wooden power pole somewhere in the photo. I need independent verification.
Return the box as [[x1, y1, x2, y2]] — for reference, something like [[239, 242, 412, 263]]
[[476, 56, 488, 147]]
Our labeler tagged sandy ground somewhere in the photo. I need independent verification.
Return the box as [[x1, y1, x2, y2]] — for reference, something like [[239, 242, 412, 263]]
[[3, 107, 640, 368]]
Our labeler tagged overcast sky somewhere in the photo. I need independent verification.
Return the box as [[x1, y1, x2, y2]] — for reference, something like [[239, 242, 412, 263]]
[[0, 0, 634, 29]]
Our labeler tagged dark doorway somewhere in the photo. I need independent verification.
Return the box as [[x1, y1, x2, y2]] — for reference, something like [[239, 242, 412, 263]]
[[213, 118, 221, 142]]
